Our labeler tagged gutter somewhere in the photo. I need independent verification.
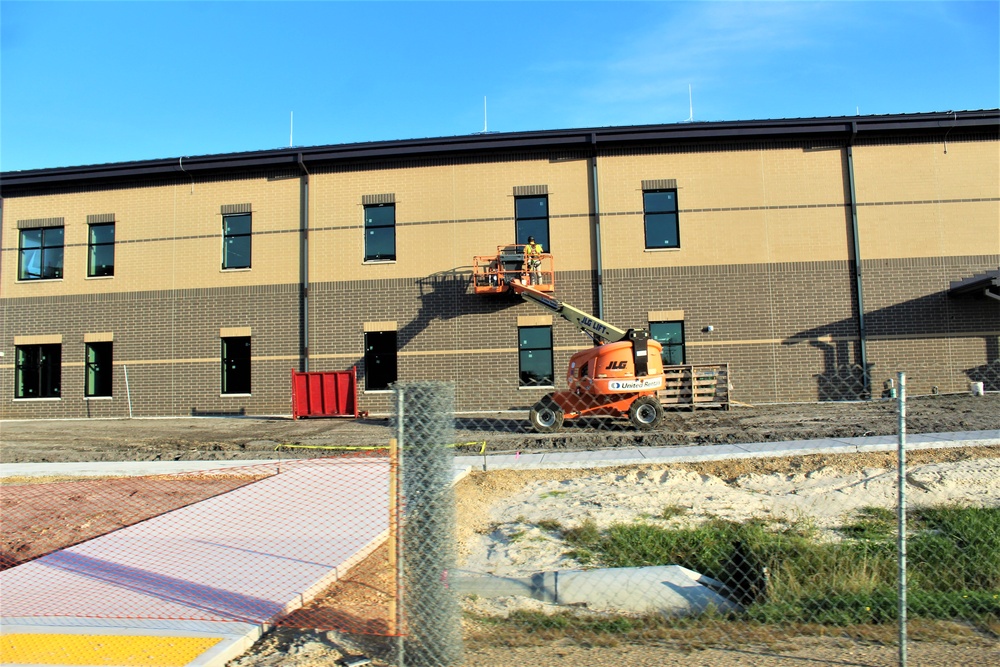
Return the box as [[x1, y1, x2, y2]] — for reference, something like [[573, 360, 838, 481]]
[[589, 133, 606, 321], [298, 153, 310, 372], [846, 122, 870, 397]]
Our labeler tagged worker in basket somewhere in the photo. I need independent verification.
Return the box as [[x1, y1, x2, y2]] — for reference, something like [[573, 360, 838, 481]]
[[523, 236, 543, 285]]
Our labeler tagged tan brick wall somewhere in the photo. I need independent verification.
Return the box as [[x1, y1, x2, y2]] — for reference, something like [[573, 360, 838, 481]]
[[1, 176, 301, 297]]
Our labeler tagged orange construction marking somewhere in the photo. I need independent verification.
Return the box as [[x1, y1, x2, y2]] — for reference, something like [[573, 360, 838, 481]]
[[0, 633, 222, 666]]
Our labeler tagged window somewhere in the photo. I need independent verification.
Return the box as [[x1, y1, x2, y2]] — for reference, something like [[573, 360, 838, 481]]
[[86, 342, 113, 397], [18, 226, 64, 280], [223, 214, 252, 269], [15, 344, 61, 398], [364, 203, 396, 261], [643, 189, 680, 249], [88, 223, 115, 277], [518, 326, 554, 387], [650, 321, 685, 366], [515, 195, 549, 251], [364, 331, 397, 390], [221, 336, 251, 394]]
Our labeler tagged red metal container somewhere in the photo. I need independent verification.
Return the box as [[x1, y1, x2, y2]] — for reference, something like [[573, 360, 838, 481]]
[[291, 368, 359, 419]]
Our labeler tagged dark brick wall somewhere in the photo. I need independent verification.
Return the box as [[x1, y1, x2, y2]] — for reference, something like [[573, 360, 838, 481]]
[[2, 255, 996, 417]]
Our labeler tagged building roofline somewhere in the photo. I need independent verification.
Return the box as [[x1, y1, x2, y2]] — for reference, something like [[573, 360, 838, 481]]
[[2, 110, 998, 193]]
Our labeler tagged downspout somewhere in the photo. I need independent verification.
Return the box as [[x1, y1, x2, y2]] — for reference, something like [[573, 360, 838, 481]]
[[846, 123, 870, 397], [298, 153, 310, 372], [589, 133, 606, 321]]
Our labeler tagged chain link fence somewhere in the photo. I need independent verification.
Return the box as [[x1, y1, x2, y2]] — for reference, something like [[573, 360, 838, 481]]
[[1, 376, 997, 666]]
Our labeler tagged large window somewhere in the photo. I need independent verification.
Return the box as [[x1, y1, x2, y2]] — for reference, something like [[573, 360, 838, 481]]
[[515, 195, 549, 251], [223, 214, 252, 269], [86, 342, 113, 397], [18, 226, 64, 280], [650, 321, 685, 366], [518, 326, 554, 387], [364, 331, 397, 390], [643, 189, 680, 249], [88, 223, 115, 277], [364, 203, 396, 261], [221, 336, 251, 394], [15, 344, 61, 399]]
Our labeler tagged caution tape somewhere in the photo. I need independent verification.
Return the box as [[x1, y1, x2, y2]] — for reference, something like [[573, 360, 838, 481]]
[[275, 441, 487, 454]]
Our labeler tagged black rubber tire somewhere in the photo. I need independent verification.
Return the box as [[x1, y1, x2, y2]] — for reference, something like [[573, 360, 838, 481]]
[[628, 395, 663, 430], [529, 396, 565, 433]]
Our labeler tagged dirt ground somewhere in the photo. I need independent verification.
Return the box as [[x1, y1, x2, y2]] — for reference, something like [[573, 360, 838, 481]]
[[1, 393, 997, 464]]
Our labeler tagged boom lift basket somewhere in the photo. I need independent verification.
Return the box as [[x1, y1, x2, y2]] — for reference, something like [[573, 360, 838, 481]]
[[472, 245, 554, 294]]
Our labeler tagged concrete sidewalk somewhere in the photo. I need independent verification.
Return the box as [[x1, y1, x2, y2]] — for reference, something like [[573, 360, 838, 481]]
[[2, 430, 997, 667]]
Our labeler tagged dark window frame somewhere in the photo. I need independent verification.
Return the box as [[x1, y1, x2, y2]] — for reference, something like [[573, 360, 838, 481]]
[[514, 195, 550, 252], [518, 325, 554, 387], [85, 342, 114, 397], [15, 343, 62, 399], [364, 331, 398, 391], [643, 189, 680, 249], [88, 222, 115, 277], [650, 321, 685, 366], [222, 213, 252, 270], [221, 336, 252, 395], [364, 203, 397, 261], [18, 226, 64, 281]]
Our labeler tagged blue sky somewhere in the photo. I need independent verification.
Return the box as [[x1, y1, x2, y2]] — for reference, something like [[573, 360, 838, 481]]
[[1, 1, 997, 172]]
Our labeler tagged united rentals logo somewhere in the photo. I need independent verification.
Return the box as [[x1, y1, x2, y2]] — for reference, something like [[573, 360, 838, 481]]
[[608, 377, 663, 391]]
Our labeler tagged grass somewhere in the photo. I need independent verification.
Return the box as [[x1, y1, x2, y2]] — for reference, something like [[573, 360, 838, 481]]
[[548, 504, 1000, 628]]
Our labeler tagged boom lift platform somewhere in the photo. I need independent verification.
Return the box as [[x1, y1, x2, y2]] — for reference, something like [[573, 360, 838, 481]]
[[473, 245, 555, 294], [504, 278, 666, 432]]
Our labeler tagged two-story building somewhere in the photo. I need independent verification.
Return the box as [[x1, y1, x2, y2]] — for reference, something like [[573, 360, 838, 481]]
[[2, 110, 997, 419]]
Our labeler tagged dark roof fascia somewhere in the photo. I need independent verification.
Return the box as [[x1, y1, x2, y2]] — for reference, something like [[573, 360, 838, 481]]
[[2, 110, 997, 194]]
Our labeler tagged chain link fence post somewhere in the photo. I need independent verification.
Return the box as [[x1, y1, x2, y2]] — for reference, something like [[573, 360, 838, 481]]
[[393, 381, 463, 667], [897, 371, 908, 667]]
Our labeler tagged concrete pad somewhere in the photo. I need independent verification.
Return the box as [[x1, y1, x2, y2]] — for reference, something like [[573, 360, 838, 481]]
[[0, 460, 284, 479]]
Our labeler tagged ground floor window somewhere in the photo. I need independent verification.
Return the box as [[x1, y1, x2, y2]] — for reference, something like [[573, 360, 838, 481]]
[[364, 331, 397, 390], [16, 344, 61, 398], [222, 336, 251, 394], [650, 321, 685, 365], [519, 326, 553, 387], [86, 342, 113, 397]]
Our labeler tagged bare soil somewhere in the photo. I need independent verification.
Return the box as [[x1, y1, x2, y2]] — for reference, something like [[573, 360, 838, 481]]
[[2, 394, 997, 464]]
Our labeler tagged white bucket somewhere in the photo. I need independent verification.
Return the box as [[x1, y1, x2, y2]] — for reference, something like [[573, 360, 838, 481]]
[[970, 381, 985, 396]]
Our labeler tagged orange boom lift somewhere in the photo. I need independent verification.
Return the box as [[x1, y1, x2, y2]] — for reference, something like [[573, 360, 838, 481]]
[[501, 277, 666, 432]]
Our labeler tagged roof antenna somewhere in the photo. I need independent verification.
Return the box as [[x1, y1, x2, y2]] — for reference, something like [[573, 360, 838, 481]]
[[289, 111, 294, 148], [483, 96, 488, 133], [683, 84, 694, 122]]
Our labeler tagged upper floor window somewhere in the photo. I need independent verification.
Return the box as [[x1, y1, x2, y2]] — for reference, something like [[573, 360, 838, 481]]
[[643, 188, 680, 249], [88, 222, 115, 277], [364, 202, 396, 261], [515, 194, 549, 251], [18, 225, 64, 280], [518, 325, 554, 387], [650, 321, 685, 366], [15, 344, 61, 399], [223, 213, 252, 269]]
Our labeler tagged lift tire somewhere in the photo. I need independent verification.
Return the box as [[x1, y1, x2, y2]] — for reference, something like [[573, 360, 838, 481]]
[[529, 397, 565, 433], [628, 395, 663, 430]]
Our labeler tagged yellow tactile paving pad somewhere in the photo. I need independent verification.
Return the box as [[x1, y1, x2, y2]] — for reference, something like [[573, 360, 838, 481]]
[[1, 633, 223, 666]]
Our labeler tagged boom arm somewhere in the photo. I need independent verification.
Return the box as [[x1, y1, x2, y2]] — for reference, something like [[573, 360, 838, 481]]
[[509, 279, 628, 344]]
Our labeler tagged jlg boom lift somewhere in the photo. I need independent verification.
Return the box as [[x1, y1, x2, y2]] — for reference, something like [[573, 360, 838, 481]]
[[495, 271, 666, 432]]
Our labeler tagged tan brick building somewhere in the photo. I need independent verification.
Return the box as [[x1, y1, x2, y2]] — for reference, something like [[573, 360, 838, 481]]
[[2, 111, 997, 419]]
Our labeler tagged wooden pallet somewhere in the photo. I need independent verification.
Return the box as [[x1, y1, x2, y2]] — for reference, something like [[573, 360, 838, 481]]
[[657, 363, 730, 410]]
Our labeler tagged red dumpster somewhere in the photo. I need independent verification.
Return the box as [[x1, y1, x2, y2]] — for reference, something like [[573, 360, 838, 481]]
[[291, 368, 359, 419]]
